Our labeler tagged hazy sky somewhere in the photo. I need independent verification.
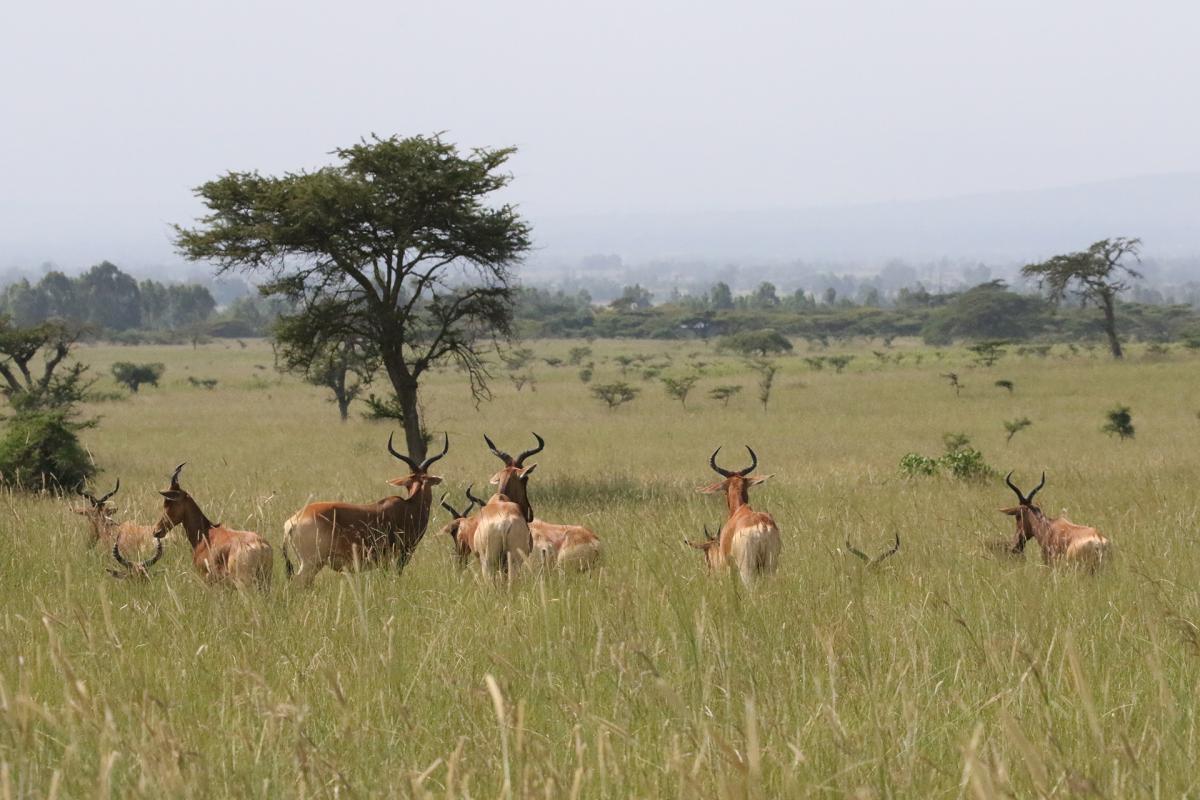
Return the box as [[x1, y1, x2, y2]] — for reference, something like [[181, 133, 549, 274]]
[[2, 0, 1197, 269]]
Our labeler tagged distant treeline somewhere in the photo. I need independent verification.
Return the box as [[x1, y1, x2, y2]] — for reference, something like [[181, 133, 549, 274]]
[[0, 261, 289, 341], [515, 281, 1200, 344]]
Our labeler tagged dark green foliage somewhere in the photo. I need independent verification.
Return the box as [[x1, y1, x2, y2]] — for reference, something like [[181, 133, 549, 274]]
[[899, 433, 995, 481], [111, 362, 165, 393], [827, 355, 854, 374], [176, 133, 531, 460], [567, 346, 593, 365], [921, 282, 1050, 345], [590, 382, 639, 410], [661, 375, 699, 408], [187, 377, 218, 390], [995, 379, 1014, 393], [1003, 417, 1032, 443], [578, 365, 594, 384], [967, 340, 1008, 367], [718, 329, 793, 357], [750, 360, 778, 410], [708, 385, 742, 406], [0, 409, 95, 491], [1103, 405, 1135, 440], [898, 453, 939, 477]]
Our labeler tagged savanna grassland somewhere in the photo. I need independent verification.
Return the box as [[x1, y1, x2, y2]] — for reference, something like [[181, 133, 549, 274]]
[[2, 337, 1200, 798]]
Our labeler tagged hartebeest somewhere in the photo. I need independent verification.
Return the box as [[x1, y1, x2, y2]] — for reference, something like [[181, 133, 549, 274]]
[[108, 532, 164, 580], [439, 486, 484, 568], [282, 433, 448, 585], [473, 433, 542, 578], [1001, 471, 1110, 570], [481, 433, 603, 572], [692, 446, 781, 584], [74, 479, 163, 550], [154, 463, 273, 587]]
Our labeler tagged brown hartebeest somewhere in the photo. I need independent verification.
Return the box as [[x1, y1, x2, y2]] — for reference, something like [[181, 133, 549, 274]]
[[74, 479, 163, 549], [482, 433, 603, 572], [1001, 472, 1110, 570], [282, 433, 448, 585], [154, 463, 273, 587], [108, 532, 164, 580], [439, 485, 484, 568], [473, 433, 542, 578], [693, 446, 781, 585]]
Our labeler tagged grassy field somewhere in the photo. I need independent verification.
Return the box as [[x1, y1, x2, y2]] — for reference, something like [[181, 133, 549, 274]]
[[2, 337, 1200, 798]]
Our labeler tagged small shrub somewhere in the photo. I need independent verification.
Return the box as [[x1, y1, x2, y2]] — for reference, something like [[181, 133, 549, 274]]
[[708, 385, 743, 407], [1003, 417, 1032, 444], [898, 453, 938, 478], [187, 377, 219, 390], [590, 382, 639, 410], [501, 348, 535, 371], [578, 365, 594, 384], [939, 447, 995, 481], [941, 372, 963, 397], [994, 379, 1014, 393], [111, 362, 165, 393], [804, 357, 826, 371], [1102, 405, 1135, 440], [542, 357, 564, 368], [717, 329, 793, 357], [750, 359, 778, 411], [0, 410, 96, 491], [827, 355, 855, 374], [661, 375, 699, 408], [967, 340, 1007, 367], [567, 346, 593, 365]]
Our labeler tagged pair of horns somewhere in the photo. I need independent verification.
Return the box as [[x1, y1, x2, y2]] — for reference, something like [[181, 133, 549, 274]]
[[440, 484, 487, 519], [484, 432, 544, 467], [388, 432, 449, 472], [1005, 471, 1046, 505], [80, 478, 120, 507], [112, 533, 164, 573], [709, 446, 757, 478], [846, 533, 901, 566]]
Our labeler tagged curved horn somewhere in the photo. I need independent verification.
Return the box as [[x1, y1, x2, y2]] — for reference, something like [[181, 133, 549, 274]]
[[1027, 471, 1046, 503], [97, 478, 120, 505], [515, 432, 545, 466], [387, 432, 420, 471], [465, 484, 487, 510], [169, 463, 186, 490], [845, 538, 869, 562], [871, 533, 901, 566], [141, 538, 164, 570], [739, 446, 758, 476], [78, 485, 100, 506], [1004, 471, 1027, 504], [709, 447, 733, 477], [440, 493, 465, 519], [112, 534, 133, 569], [420, 432, 450, 471], [483, 434, 513, 466]]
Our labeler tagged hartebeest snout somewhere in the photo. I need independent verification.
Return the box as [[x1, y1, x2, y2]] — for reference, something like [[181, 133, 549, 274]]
[[155, 462, 273, 587], [1001, 471, 1110, 570], [695, 446, 781, 584], [282, 433, 448, 585]]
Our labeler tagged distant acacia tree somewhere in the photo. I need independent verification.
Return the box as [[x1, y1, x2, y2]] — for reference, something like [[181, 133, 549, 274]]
[[111, 362, 165, 393], [176, 134, 532, 459], [590, 382, 639, 410], [277, 332, 376, 421], [661, 375, 699, 408], [1022, 237, 1142, 359]]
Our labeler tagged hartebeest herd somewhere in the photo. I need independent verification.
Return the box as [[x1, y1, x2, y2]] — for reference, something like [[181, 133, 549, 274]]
[[76, 432, 1112, 586]]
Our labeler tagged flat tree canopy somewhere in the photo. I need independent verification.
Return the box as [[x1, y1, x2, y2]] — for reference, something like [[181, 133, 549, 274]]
[[175, 134, 531, 458]]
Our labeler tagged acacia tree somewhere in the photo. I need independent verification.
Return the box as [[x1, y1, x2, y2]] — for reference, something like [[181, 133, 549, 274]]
[[1022, 237, 1142, 359], [176, 134, 532, 459], [275, 329, 376, 421]]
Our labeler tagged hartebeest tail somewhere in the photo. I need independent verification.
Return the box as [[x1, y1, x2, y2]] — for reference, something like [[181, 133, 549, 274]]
[[1000, 471, 1111, 570], [695, 445, 781, 585], [282, 433, 448, 586], [156, 462, 273, 588]]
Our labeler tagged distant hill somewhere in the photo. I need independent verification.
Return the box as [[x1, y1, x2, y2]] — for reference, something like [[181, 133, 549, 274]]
[[530, 173, 1200, 265]]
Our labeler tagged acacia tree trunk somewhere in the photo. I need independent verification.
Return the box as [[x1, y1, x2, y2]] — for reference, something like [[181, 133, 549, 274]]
[[1100, 293, 1123, 359]]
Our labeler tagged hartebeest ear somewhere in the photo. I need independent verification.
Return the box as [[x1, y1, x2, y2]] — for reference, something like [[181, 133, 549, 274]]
[[684, 539, 714, 550], [746, 474, 775, 487], [518, 464, 537, 481], [489, 469, 506, 486], [696, 481, 725, 494], [998, 506, 1021, 516], [159, 490, 184, 501]]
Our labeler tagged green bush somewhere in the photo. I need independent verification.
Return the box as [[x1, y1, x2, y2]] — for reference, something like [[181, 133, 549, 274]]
[[111, 361, 165, 393], [898, 453, 939, 477], [0, 410, 95, 491]]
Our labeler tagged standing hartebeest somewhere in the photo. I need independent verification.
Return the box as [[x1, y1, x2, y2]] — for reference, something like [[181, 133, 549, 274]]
[[154, 463, 274, 587], [1001, 471, 1111, 570], [691, 446, 781, 584], [439, 486, 484, 568], [481, 433, 603, 572], [472, 433, 541, 578], [282, 433, 448, 585], [109, 532, 165, 580], [74, 479, 163, 549]]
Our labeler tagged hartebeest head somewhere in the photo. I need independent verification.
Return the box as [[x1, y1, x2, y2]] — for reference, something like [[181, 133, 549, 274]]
[[685, 523, 723, 570], [1000, 471, 1047, 553], [483, 432, 544, 522], [156, 462, 212, 540], [697, 446, 774, 513], [386, 432, 448, 496], [74, 479, 120, 521], [439, 485, 483, 540], [109, 532, 164, 579]]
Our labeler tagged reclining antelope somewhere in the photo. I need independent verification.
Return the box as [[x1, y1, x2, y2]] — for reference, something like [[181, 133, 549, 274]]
[[1001, 472, 1110, 570], [282, 433, 447, 585], [108, 533, 164, 580], [74, 479, 162, 550], [690, 446, 781, 584], [482, 433, 602, 572], [154, 463, 273, 587], [440, 486, 484, 568]]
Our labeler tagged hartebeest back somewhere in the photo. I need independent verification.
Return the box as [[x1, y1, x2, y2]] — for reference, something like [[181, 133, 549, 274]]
[[481, 433, 602, 572], [1001, 471, 1110, 570], [692, 446, 781, 584], [282, 433, 448, 585], [154, 463, 273, 587]]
